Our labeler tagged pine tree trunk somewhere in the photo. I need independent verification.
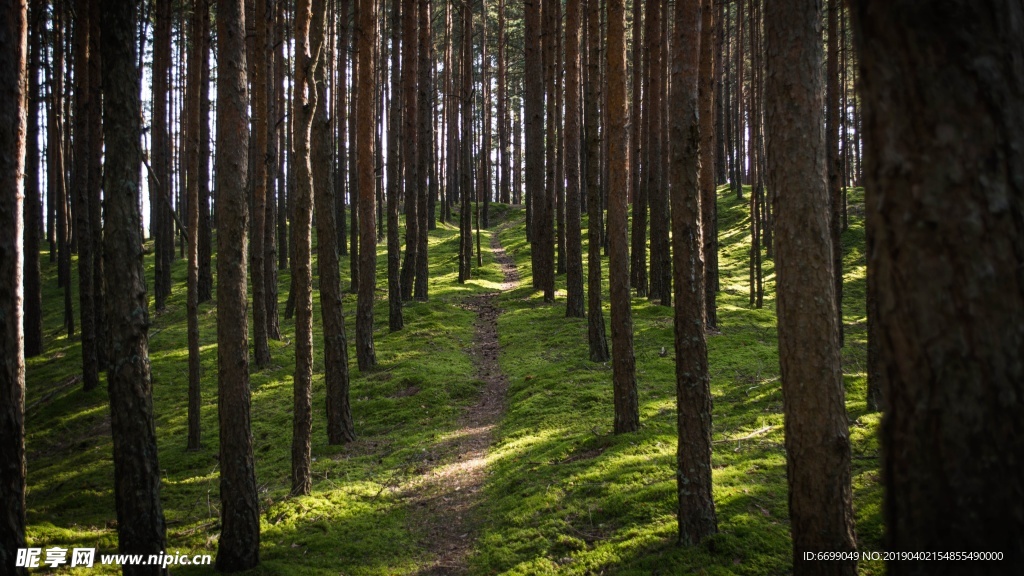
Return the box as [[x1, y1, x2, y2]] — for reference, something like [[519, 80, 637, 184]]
[[355, 0, 378, 371], [386, 0, 404, 331], [670, 0, 718, 545], [583, 0, 609, 362], [214, 0, 261, 567], [0, 0, 28, 568], [153, 0, 172, 311], [414, 0, 430, 299], [698, 0, 718, 329], [853, 2, 1024, 570], [524, 0, 543, 257], [764, 0, 856, 572], [100, 1, 171, 569], [23, 0, 42, 359], [186, 0, 205, 452], [826, 0, 843, 346], [607, 0, 639, 434], [399, 0, 418, 302], [251, 0, 272, 369], [564, 0, 585, 319], [197, 0, 213, 302], [647, 0, 670, 306]]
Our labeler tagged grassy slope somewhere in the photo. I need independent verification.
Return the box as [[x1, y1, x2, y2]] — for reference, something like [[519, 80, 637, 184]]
[[470, 186, 882, 575], [24, 189, 882, 575]]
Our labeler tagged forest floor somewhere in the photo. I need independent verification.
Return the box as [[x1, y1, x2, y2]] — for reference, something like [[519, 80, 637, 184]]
[[22, 188, 883, 575]]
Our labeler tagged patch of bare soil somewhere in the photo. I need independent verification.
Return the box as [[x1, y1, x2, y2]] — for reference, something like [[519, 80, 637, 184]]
[[407, 221, 520, 575]]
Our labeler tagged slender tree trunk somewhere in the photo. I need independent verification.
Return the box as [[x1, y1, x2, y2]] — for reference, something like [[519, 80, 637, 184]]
[[186, 0, 205, 452], [215, 0, 261, 568], [698, 0, 718, 329], [524, 0, 543, 253], [670, 0, 718, 545], [153, 0, 172, 311], [647, 0, 670, 306], [630, 0, 647, 296], [355, 0, 377, 371], [250, 0, 272, 369], [0, 0, 28, 569], [349, 19, 360, 295], [607, 0, 639, 434], [100, 1, 170, 570], [23, 0, 42, 359], [414, 0, 430, 299], [583, 0, 609, 361], [764, 0, 856, 572], [386, 0, 404, 331], [399, 0, 418, 302], [497, 0, 509, 204], [197, 0, 213, 302], [826, 0, 843, 346], [853, 2, 1024, 571], [88, 0, 105, 370], [337, 0, 350, 257], [554, 0, 565, 275], [564, 0, 584, 318], [481, 0, 491, 230], [537, 0, 555, 301], [264, 0, 280, 341], [458, 0, 473, 283]]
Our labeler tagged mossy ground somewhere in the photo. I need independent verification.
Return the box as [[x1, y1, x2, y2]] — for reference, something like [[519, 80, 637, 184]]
[[25, 189, 881, 574]]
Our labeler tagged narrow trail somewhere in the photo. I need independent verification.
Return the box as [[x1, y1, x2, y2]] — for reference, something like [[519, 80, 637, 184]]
[[409, 221, 520, 575]]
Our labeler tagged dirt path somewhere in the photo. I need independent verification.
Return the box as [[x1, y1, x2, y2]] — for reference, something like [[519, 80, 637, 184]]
[[409, 223, 520, 575]]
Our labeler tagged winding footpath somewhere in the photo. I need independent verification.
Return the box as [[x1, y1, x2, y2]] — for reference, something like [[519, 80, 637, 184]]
[[409, 222, 520, 575]]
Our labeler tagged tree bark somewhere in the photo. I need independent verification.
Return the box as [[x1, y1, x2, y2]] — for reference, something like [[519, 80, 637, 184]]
[[250, 0, 272, 369], [214, 0, 261, 568], [197, 0, 213, 303], [564, 0, 584, 319], [670, 0, 718, 546], [607, 0, 639, 434], [584, 0, 609, 362], [852, 1, 1024, 571], [100, 1, 170, 570], [414, 0, 430, 299], [399, 0, 419, 302], [186, 0, 205, 452], [524, 0, 543, 258], [647, 0, 670, 306], [698, 0, 718, 329], [153, 0, 172, 311], [826, 0, 843, 346], [764, 0, 856, 572], [355, 0, 378, 371], [23, 0, 42, 359], [0, 0, 27, 569], [386, 0, 404, 331]]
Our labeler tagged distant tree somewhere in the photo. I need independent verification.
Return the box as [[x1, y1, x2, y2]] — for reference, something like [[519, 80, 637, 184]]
[[99, 0, 170, 569], [670, 0, 718, 545], [496, 0, 510, 205], [583, 0, 609, 362], [481, 0, 492, 231], [764, 0, 857, 573], [355, 0, 378, 371], [0, 0, 28, 569], [215, 0, 261, 568], [852, 1, 1024, 570], [607, 0, 639, 434]]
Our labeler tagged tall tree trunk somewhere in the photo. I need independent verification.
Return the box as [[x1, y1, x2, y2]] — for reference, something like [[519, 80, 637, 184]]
[[153, 0, 172, 311], [698, 0, 718, 329], [607, 0, 639, 434], [826, 0, 843, 346], [0, 0, 28, 569], [197, 0, 213, 302], [630, 0, 647, 296], [458, 0, 473, 283], [291, 0, 317, 496], [386, 0, 404, 331], [414, 0, 430, 299], [481, 0, 491, 230], [250, 0, 272, 369], [564, 0, 584, 319], [853, 2, 1024, 571], [764, 0, 856, 572], [399, 0, 418, 302], [670, 0, 718, 545], [89, 0, 105, 370], [264, 0, 280, 341], [214, 0, 261, 568], [553, 0, 564, 275], [336, 0, 350, 257], [186, 0, 205, 453], [647, 0, 670, 306], [496, 0, 509, 204], [355, 0, 377, 371], [23, 0, 42, 359], [99, 1, 170, 570], [349, 19, 360, 295], [524, 0, 543, 254], [584, 0, 609, 362], [73, 0, 96, 389]]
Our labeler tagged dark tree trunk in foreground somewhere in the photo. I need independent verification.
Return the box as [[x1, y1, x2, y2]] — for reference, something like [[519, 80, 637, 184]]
[[355, 0, 378, 371], [564, 0, 584, 318], [312, 0, 355, 445], [607, 0, 639, 434], [215, 0, 261, 568], [186, 0, 205, 452], [99, 1, 170, 571], [670, 0, 718, 546], [764, 0, 856, 573], [826, 0, 843, 347], [698, 0, 718, 330], [0, 0, 27, 569], [290, 0, 316, 498], [584, 0, 609, 362], [852, 2, 1024, 571], [23, 0, 42, 359]]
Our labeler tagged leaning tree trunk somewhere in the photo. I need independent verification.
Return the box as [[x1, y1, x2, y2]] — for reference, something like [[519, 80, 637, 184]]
[[764, 0, 857, 573], [852, 2, 1024, 572], [214, 0, 261, 568], [99, 1, 170, 571]]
